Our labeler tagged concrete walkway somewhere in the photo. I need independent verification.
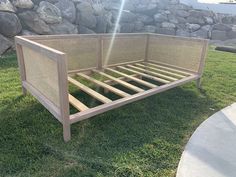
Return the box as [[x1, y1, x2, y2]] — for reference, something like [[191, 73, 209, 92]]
[[177, 103, 236, 177]]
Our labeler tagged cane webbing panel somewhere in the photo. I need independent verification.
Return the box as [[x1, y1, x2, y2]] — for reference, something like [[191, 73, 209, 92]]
[[34, 37, 99, 71], [148, 35, 204, 72], [102, 36, 146, 66], [22, 46, 60, 107]]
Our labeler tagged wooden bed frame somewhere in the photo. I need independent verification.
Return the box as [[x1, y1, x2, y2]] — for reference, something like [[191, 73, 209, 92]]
[[15, 33, 208, 142]]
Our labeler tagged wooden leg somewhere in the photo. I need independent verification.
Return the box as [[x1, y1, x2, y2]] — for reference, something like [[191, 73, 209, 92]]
[[63, 123, 71, 142], [196, 78, 202, 89]]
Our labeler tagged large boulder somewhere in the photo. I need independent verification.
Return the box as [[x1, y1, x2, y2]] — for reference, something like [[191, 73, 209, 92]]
[[137, 14, 153, 25], [0, 0, 15, 12], [120, 23, 135, 33], [78, 26, 95, 34], [0, 34, 12, 55], [176, 29, 190, 37], [154, 13, 168, 23], [211, 30, 228, 40], [76, 2, 97, 29], [186, 23, 201, 32], [50, 20, 78, 34], [204, 16, 214, 25], [95, 15, 108, 33], [37, 1, 62, 24], [135, 3, 157, 16], [156, 27, 176, 35], [175, 10, 190, 18], [213, 23, 232, 31], [18, 10, 51, 34], [186, 16, 205, 25], [12, 0, 34, 9], [191, 27, 209, 39], [0, 12, 22, 37], [55, 0, 76, 23], [113, 10, 136, 23], [142, 25, 156, 33], [161, 22, 176, 28]]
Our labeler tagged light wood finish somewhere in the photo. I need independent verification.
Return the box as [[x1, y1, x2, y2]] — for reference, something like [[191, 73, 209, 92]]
[[70, 75, 199, 123], [68, 76, 112, 104], [135, 63, 185, 79], [16, 33, 208, 142], [106, 68, 157, 88], [127, 64, 178, 81], [15, 43, 27, 95], [77, 73, 130, 98], [117, 66, 170, 84], [93, 70, 144, 93], [69, 94, 89, 111], [143, 62, 192, 76]]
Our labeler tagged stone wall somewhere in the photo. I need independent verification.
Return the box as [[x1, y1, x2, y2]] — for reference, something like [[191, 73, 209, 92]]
[[1, 0, 236, 55]]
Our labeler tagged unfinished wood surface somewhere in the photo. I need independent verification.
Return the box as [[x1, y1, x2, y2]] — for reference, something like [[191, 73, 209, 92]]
[[127, 64, 178, 81], [117, 66, 170, 84], [77, 73, 130, 98], [93, 70, 144, 93], [135, 63, 186, 79], [69, 94, 89, 112], [143, 62, 191, 76], [68, 76, 112, 104], [106, 68, 157, 88]]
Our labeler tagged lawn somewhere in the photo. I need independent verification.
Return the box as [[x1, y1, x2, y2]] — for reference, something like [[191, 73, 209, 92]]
[[0, 47, 236, 177]]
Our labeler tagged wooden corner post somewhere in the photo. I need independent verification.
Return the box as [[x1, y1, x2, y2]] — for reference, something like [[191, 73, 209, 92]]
[[197, 40, 209, 89], [57, 54, 70, 142], [15, 40, 27, 95]]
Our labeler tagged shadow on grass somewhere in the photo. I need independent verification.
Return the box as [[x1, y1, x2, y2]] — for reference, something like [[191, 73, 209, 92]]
[[0, 84, 217, 176]]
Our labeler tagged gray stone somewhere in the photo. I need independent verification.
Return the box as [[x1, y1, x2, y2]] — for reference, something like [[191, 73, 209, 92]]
[[120, 23, 135, 33], [108, 23, 120, 33], [168, 15, 179, 24], [161, 22, 176, 28], [211, 30, 228, 40], [37, 1, 62, 24], [19, 10, 51, 34], [50, 20, 78, 34], [113, 10, 136, 23], [78, 26, 95, 34], [13, 0, 34, 9], [213, 23, 232, 31], [222, 16, 233, 24], [76, 2, 97, 29], [176, 16, 187, 24], [176, 10, 190, 18], [142, 25, 156, 33], [134, 21, 144, 31], [186, 23, 201, 32], [135, 3, 157, 16], [137, 14, 153, 25], [21, 29, 37, 35], [186, 16, 205, 25], [95, 15, 108, 33], [0, 0, 15, 12], [0, 12, 22, 37], [176, 29, 190, 37], [191, 28, 209, 39], [204, 16, 214, 25], [154, 13, 168, 23], [92, 3, 104, 15], [156, 27, 176, 35], [0, 34, 12, 55], [227, 30, 236, 39], [55, 0, 76, 23]]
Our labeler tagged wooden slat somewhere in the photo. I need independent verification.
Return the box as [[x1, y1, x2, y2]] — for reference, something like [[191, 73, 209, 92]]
[[117, 66, 170, 84], [127, 64, 178, 81], [144, 62, 191, 76], [106, 68, 157, 89], [135, 63, 186, 79], [70, 74, 200, 123], [77, 73, 130, 98], [93, 70, 144, 93], [69, 94, 89, 112], [68, 77, 112, 104]]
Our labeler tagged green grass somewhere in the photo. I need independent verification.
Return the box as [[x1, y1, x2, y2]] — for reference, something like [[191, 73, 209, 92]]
[[0, 47, 236, 177]]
